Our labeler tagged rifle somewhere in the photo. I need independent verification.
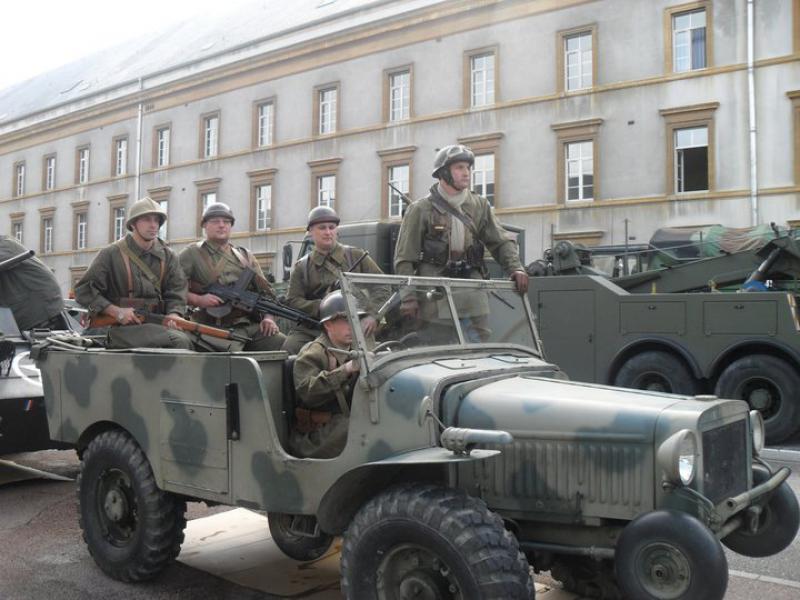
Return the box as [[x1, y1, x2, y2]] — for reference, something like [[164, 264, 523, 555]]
[[90, 310, 249, 343], [0, 249, 34, 273], [388, 182, 413, 209], [204, 269, 321, 328]]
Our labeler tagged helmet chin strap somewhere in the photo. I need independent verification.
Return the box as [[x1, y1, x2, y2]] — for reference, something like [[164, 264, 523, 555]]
[[439, 167, 456, 188]]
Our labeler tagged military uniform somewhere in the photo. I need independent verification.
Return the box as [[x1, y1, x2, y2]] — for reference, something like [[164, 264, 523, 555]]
[[289, 332, 356, 458], [283, 242, 382, 354], [0, 236, 64, 331], [179, 241, 286, 351], [75, 234, 192, 350]]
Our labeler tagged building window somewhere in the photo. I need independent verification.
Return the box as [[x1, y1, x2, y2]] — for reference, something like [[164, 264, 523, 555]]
[[155, 126, 170, 167], [472, 154, 496, 206], [13, 162, 25, 197], [202, 191, 217, 212], [674, 126, 708, 192], [76, 147, 90, 184], [44, 155, 56, 191], [202, 113, 219, 158], [76, 212, 87, 250], [158, 200, 168, 239], [673, 9, 706, 72], [256, 100, 275, 147], [194, 178, 221, 236], [565, 141, 594, 201], [388, 164, 409, 219], [469, 51, 495, 108], [388, 70, 410, 122], [317, 175, 335, 207], [12, 220, 23, 244], [113, 137, 128, 177], [41, 215, 54, 254], [317, 86, 338, 135], [113, 207, 125, 241], [255, 184, 272, 230], [565, 31, 593, 91]]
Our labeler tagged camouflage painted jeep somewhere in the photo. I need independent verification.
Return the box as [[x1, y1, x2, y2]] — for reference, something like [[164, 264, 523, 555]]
[[35, 273, 799, 600]]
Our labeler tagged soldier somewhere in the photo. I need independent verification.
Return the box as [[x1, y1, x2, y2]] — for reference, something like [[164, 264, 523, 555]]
[[290, 291, 361, 458], [179, 202, 286, 351], [393, 144, 529, 341], [75, 197, 193, 350], [282, 206, 383, 354], [0, 236, 64, 331]]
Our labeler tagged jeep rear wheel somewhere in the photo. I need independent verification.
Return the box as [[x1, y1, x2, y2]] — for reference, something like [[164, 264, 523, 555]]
[[341, 484, 533, 600], [268, 512, 334, 561], [78, 429, 186, 582], [615, 510, 727, 600], [613, 351, 698, 395]]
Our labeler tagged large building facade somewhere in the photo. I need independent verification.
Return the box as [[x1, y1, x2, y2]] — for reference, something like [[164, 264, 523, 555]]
[[1, 0, 799, 293]]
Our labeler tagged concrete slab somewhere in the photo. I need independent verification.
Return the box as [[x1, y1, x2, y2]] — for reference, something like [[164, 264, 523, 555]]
[[0, 458, 73, 485], [179, 508, 577, 598]]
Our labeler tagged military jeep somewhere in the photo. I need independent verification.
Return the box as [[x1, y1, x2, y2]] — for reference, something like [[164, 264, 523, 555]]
[[35, 273, 799, 599]]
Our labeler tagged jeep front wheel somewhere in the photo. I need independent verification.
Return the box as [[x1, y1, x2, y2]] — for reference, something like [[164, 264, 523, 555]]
[[615, 510, 727, 600], [341, 484, 533, 600], [78, 429, 186, 582], [268, 512, 334, 561]]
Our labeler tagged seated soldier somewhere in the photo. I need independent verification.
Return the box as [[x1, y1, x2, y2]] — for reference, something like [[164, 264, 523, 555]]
[[290, 290, 361, 459]]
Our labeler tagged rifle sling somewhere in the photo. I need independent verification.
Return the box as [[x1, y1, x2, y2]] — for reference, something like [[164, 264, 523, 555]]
[[429, 192, 481, 240], [115, 239, 165, 297]]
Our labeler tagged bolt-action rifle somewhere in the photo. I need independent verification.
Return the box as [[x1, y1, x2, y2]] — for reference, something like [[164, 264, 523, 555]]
[[204, 269, 320, 328], [90, 310, 248, 342], [388, 182, 413, 212]]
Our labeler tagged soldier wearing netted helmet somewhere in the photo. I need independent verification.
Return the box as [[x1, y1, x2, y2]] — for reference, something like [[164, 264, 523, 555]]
[[282, 205, 383, 354], [75, 197, 193, 349]]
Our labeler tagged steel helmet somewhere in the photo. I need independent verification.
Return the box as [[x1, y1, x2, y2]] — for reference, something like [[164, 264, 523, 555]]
[[307, 206, 340, 230], [432, 144, 475, 179], [126, 197, 167, 231], [201, 202, 236, 226], [319, 290, 366, 323]]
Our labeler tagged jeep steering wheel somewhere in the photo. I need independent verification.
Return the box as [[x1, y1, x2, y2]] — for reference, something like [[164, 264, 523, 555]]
[[12, 351, 42, 389], [373, 332, 420, 353]]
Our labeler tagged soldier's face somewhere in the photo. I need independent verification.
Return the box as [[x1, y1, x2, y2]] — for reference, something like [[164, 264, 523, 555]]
[[204, 218, 233, 244], [132, 215, 161, 241], [448, 161, 472, 191], [310, 222, 338, 252], [324, 316, 352, 346]]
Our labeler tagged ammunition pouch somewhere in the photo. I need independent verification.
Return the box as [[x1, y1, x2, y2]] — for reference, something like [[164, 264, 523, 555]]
[[294, 407, 333, 433], [421, 237, 449, 266]]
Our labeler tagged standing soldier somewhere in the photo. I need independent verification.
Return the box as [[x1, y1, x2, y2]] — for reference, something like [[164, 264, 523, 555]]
[[393, 144, 528, 341], [75, 197, 193, 350], [282, 206, 383, 354], [179, 202, 286, 351]]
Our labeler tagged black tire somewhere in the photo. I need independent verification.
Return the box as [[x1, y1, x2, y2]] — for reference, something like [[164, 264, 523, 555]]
[[341, 483, 534, 600], [78, 429, 186, 582], [267, 512, 334, 561], [715, 355, 800, 444], [550, 557, 620, 599], [615, 510, 727, 600], [613, 351, 698, 395], [722, 464, 800, 557]]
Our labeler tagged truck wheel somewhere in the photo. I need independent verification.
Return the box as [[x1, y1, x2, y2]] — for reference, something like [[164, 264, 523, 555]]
[[613, 351, 698, 395], [78, 429, 186, 582], [268, 512, 334, 561], [341, 484, 534, 600], [722, 464, 800, 557], [615, 510, 727, 600], [714, 355, 800, 443]]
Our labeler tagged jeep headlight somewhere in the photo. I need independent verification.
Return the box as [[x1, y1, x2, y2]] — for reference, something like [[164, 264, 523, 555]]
[[657, 429, 697, 486], [749, 410, 765, 456]]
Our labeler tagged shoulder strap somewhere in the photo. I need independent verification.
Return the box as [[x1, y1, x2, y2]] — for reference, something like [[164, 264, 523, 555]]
[[229, 246, 250, 269], [116, 239, 163, 296], [429, 192, 480, 239], [113, 239, 134, 297]]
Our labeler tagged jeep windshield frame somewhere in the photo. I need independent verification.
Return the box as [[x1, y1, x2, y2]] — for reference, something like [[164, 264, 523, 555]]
[[339, 273, 543, 371]]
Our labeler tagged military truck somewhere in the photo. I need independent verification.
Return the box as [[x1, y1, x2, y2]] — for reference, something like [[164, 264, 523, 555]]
[[35, 273, 799, 600]]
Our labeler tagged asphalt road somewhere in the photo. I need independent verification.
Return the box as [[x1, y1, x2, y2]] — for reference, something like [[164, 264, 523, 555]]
[[1, 449, 799, 600]]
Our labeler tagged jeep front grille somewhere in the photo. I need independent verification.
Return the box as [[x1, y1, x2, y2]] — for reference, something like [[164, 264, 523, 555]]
[[702, 420, 748, 504]]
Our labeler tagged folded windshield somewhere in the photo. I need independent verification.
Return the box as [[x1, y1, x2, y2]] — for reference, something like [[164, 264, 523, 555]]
[[344, 276, 539, 354]]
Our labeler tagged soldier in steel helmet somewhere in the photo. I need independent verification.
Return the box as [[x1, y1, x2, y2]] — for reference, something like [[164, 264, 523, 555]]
[[393, 144, 529, 341], [282, 206, 383, 354], [290, 290, 362, 458], [75, 197, 193, 349], [179, 202, 286, 351]]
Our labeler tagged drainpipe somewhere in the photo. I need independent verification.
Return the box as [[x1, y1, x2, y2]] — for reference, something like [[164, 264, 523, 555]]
[[134, 77, 144, 201], [747, 0, 759, 225]]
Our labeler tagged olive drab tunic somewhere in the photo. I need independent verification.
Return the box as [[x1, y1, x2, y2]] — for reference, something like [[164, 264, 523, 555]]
[[75, 234, 192, 350], [179, 241, 286, 351], [283, 242, 382, 354], [290, 332, 356, 458]]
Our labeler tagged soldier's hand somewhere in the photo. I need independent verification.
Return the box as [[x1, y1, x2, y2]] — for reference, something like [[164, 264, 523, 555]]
[[163, 313, 182, 329], [117, 307, 142, 325], [511, 270, 529, 294], [361, 316, 378, 337], [344, 359, 360, 375], [260, 316, 280, 336], [198, 293, 224, 308]]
